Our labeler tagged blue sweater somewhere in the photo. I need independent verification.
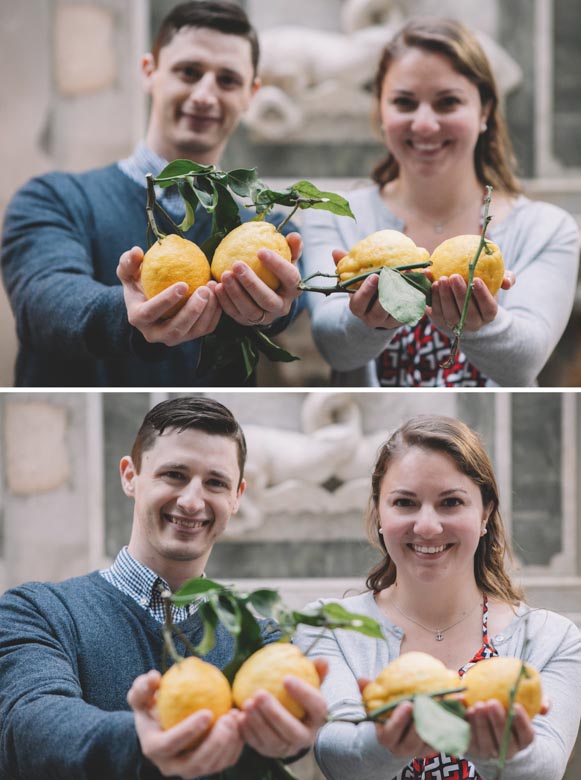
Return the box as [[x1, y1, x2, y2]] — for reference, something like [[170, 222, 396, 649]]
[[0, 571, 279, 780], [1, 164, 299, 386]]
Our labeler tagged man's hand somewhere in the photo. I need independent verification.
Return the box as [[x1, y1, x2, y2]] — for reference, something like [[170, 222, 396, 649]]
[[117, 247, 222, 346], [214, 232, 303, 327], [128, 670, 244, 778], [238, 658, 328, 759]]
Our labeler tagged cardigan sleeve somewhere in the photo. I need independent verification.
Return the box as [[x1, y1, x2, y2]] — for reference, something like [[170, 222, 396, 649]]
[[1, 174, 138, 362], [0, 585, 156, 780]]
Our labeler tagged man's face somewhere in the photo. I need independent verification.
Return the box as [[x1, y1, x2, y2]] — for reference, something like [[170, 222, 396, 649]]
[[143, 26, 259, 164], [121, 427, 245, 585]]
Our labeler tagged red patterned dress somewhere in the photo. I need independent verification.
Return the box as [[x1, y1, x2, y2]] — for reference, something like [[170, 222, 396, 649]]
[[376, 318, 487, 387], [396, 594, 498, 780]]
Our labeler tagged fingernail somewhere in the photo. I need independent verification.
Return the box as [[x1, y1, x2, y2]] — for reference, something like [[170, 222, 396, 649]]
[[196, 287, 209, 301]]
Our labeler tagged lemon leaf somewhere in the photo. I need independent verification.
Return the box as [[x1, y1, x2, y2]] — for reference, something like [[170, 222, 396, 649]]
[[413, 694, 471, 756], [211, 593, 242, 636], [172, 577, 225, 603], [251, 330, 300, 363], [292, 603, 383, 639], [177, 183, 197, 232], [246, 588, 283, 618], [192, 601, 218, 656], [377, 267, 427, 325], [226, 167, 263, 198], [290, 181, 355, 219], [155, 159, 215, 185]]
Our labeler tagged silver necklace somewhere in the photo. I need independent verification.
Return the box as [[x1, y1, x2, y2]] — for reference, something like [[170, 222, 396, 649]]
[[391, 598, 481, 642], [399, 190, 487, 234]]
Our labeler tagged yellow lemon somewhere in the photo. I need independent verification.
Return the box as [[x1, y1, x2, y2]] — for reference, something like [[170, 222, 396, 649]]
[[141, 234, 211, 317], [429, 235, 505, 295], [336, 229, 430, 289], [363, 651, 461, 716], [211, 221, 292, 290], [156, 656, 233, 733], [462, 657, 542, 718], [232, 643, 320, 720]]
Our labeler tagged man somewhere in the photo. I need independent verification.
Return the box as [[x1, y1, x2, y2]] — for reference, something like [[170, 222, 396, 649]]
[[0, 396, 327, 780], [1, 1, 302, 386]]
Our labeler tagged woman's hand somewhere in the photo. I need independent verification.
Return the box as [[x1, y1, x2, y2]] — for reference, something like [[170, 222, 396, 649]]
[[333, 250, 405, 330], [428, 272, 515, 334], [466, 697, 549, 760]]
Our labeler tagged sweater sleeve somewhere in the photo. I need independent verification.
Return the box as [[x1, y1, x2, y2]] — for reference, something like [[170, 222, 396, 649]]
[[293, 613, 409, 780], [458, 203, 580, 387], [0, 586, 156, 780], [469, 614, 581, 780], [1, 174, 138, 362], [301, 203, 397, 373]]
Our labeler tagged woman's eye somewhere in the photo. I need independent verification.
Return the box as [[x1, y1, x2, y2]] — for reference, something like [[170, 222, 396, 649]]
[[394, 498, 414, 507], [437, 96, 461, 110], [443, 497, 462, 507], [391, 97, 415, 110]]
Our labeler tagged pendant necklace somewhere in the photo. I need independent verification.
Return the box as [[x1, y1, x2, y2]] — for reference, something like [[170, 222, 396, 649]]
[[400, 189, 487, 234], [391, 598, 481, 642]]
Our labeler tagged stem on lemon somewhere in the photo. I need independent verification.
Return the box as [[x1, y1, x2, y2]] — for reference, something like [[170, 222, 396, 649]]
[[440, 185, 494, 368], [298, 261, 432, 295]]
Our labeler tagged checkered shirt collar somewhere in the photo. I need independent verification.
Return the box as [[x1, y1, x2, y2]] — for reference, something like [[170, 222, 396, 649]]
[[100, 546, 199, 623]]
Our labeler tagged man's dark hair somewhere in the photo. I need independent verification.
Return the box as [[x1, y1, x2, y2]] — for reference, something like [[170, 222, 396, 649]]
[[152, 1, 260, 74], [131, 396, 247, 482]]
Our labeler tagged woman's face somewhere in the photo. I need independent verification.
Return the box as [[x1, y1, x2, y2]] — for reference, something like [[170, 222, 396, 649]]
[[377, 445, 490, 586], [379, 47, 488, 180]]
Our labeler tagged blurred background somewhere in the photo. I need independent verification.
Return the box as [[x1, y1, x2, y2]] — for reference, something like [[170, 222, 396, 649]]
[[0, 390, 580, 777], [0, 0, 580, 386]]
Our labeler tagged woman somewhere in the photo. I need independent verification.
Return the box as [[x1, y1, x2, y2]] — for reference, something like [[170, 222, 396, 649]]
[[302, 19, 580, 386], [294, 416, 581, 779]]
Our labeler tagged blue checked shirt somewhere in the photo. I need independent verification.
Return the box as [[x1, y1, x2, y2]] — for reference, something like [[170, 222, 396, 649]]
[[118, 142, 187, 219], [100, 546, 200, 623]]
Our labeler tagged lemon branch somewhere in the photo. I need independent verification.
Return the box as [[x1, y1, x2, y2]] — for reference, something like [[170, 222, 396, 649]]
[[145, 173, 186, 246], [440, 185, 494, 368], [275, 197, 333, 234], [495, 616, 531, 780], [299, 261, 432, 295]]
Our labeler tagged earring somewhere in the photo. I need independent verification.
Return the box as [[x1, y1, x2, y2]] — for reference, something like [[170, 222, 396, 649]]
[[480, 527, 488, 536], [480, 121, 488, 133], [378, 528, 384, 535]]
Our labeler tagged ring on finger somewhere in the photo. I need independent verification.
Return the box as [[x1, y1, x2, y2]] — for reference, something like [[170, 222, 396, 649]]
[[248, 311, 267, 325]]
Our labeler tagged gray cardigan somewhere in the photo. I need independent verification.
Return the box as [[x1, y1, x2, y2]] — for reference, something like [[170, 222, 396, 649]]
[[293, 592, 581, 780], [302, 186, 580, 387]]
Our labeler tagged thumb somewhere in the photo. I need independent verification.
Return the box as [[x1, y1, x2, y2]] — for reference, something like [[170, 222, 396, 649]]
[[332, 248, 348, 268], [117, 246, 145, 282]]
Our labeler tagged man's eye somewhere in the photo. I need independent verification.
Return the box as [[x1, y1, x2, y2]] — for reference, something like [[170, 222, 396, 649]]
[[207, 478, 228, 489], [218, 74, 241, 89], [164, 471, 185, 481], [180, 66, 201, 81]]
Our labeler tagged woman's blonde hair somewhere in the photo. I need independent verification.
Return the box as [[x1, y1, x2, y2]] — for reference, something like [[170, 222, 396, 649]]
[[365, 415, 523, 603], [371, 17, 522, 196]]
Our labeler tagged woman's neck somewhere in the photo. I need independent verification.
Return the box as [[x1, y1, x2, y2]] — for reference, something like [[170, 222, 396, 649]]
[[383, 575, 483, 629], [385, 171, 484, 222]]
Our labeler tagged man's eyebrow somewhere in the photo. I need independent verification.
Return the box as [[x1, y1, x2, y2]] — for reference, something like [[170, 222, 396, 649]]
[[172, 59, 244, 77]]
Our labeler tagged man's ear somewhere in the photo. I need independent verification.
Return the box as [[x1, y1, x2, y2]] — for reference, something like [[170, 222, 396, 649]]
[[232, 478, 246, 514], [120, 456, 137, 498], [141, 53, 156, 95]]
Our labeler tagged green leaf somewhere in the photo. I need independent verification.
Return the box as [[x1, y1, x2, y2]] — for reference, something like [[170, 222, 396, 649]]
[[155, 159, 215, 185], [171, 577, 225, 604], [245, 588, 283, 618], [213, 181, 243, 234], [413, 695, 471, 756], [193, 601, 218, 656], [377, 267, 427, 326], [291, 180, 355, 219], [177, 182, 198, 232], [402, 270, 433, 306], [212, 592, 242, 636], [255, 187, 297, 209], [223, 746, 300, 780], [201, 230, 226, 261], [251, 329, 300, 363], [292, 603, 384, 639], [226, 167, 262, 198], [241, 337, 260, 380], [193, 181, 216, 212]]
